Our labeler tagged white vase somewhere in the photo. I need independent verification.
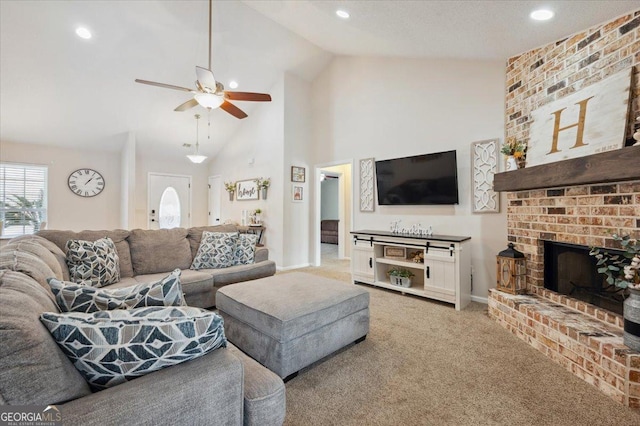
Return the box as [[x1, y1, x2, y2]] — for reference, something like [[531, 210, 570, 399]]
[[506, 155, 519, 171]]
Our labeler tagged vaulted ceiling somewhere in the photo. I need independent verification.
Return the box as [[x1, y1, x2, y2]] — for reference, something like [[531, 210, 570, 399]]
[[1, 1, 636, 160]]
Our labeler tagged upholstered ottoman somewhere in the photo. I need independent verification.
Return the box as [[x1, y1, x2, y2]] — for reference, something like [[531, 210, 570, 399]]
[[216, 272, 370, 380]]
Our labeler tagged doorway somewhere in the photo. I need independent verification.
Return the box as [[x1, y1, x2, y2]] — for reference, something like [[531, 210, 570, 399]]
[[208, 175, 221, 225], [147, 173, 191, 229], [313, 160, 353, 267]]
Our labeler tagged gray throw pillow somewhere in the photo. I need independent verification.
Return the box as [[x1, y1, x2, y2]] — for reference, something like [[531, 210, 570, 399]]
[[234, 233, 258, 265], [65, 237, 120, 287], [190, 231, 239, 270], [40, 306, 227, 390], [47, 269, 185, 313]]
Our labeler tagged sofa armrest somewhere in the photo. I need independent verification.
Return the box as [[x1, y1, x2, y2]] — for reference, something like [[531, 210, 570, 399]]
[[59, 348, 243, 426], [255, 247, 269, 263]]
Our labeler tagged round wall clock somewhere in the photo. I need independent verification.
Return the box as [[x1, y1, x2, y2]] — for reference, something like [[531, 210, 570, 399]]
[[68, 169, 105, 197]]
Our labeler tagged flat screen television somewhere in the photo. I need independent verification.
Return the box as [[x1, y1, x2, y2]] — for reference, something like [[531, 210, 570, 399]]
[[375, 150, 459, 205]]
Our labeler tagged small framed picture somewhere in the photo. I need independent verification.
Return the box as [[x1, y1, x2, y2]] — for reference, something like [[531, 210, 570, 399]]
[[384, 246, 406, 259], [292, 185, 304, 202], [291, 166, 305, 183]]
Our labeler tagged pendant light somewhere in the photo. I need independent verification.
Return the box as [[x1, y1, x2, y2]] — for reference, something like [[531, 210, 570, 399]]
[[187, 114, 207, 163]]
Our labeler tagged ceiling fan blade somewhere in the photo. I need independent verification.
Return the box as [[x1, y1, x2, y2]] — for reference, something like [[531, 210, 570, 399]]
[[135, 79, 193, 92], [174, 98, 199, 112], [224, 91, 272, 102], [220, 100, 248, 119], [195, 66, 217, 93]]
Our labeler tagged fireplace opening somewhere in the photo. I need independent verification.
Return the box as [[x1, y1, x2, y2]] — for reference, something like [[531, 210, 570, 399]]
[[543, 241, 627, 315]]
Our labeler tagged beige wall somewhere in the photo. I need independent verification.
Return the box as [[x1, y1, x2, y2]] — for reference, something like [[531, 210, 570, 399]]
[[311, 56, 506, 300], [208, 78, 286, 265], [1, 139, 210, 233], [0, 141, 121, 231]]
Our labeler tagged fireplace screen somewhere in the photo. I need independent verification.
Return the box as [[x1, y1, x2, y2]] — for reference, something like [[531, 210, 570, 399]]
[[543, 241, 626, 315]]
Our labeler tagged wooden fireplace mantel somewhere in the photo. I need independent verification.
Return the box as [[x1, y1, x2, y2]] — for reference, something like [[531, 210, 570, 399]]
[[493, 145, 640, 192]]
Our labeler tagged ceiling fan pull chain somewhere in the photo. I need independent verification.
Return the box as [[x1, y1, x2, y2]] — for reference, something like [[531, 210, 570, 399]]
[[208, 109, 211, 143]]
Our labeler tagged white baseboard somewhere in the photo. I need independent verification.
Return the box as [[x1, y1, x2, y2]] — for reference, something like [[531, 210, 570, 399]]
[[471, 295, 488, 304], [276, 263, 311, 271]]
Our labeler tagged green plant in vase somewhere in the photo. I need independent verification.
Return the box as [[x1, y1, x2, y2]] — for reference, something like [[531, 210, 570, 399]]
[[387, 268, 415, 278]]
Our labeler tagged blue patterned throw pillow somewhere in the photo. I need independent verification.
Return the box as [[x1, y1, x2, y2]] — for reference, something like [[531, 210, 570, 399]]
[[40, 306, 227, 390], [234, 233, 257, 265], [65, 237, 120, 287], [47, 269, 185, 313], [190, 231, 239, 270]]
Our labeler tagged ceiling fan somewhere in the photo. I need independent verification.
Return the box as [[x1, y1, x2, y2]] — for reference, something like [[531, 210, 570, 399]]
[[134, 0, 271, 119]]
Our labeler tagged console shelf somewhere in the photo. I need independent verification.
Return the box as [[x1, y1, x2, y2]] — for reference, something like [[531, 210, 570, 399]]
[[376, 257, 425, 270], [350, 230, 471, 310]]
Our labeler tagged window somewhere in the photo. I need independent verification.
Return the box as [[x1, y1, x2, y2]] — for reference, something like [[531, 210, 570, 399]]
[[0, 163, 48, 238], [158, 186, 181, 229]]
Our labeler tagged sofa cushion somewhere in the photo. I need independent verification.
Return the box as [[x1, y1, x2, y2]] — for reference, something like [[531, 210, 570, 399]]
[[187, 225, 238, 259], [204, 261, 277, 288], [38, 229, 134, 278], [65, 237, 120, 287], [0, 249, 58, 295], [128, 228, 192, 275], [234, 233, 258, 265], [191, 232, 238, 270], [40, 306, 227, 390], [5, 238, 64, 280], [0, 270, 91, 405], [48, 269, 185, 313]]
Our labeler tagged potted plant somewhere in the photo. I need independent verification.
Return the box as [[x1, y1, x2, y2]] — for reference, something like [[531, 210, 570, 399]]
[[590, 234, 640, 350], [387, 268, 415, 288], [500, 137, 527, 171], [255, 177, 271, 200], [224, 181, 236, 201], [253, 208, 262, 225]]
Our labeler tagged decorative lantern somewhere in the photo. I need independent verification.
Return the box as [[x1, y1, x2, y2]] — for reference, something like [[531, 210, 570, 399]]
[[496, 243, 527, 294]]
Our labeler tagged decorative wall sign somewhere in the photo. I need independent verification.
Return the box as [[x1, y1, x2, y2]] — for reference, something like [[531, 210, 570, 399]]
[[527, 68, 631, 167], [471, 139, 499, 213], [359, 158, 375, 212], [291, 166, 305, 182], [292, 185, 304, 202], [236, 179, 259, 201]]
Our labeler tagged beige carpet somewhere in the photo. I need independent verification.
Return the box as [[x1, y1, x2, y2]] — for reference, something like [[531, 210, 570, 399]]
[[278, 261, 640, 425]]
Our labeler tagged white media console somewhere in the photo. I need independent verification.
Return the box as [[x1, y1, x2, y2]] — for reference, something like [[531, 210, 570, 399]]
[[351, 230, 471, 310]]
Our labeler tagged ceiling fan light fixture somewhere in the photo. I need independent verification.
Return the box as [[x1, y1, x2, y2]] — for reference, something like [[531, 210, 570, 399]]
[[187, 114, 207, 164], [336, 10, 350, 19], [194, 93, 224, 109], [187, 154, 208, 164]]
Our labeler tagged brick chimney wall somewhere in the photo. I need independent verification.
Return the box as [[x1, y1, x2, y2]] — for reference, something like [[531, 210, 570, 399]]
[[503, 10, 640, 293]]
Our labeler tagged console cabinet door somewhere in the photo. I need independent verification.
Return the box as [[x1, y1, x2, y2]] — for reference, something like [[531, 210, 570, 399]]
[[424, 249, 456, 303], [352, 242, 374, 284]]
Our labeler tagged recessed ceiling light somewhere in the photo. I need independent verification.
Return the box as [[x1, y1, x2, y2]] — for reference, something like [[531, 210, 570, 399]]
[[229, 81, 239, 89], [336, 10, 350, 19], [75, 27, 92, 39], [530, 9, 554, 21]]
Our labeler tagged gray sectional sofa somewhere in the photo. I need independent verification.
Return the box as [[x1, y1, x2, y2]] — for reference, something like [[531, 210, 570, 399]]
[[0, 225, 285, 425]]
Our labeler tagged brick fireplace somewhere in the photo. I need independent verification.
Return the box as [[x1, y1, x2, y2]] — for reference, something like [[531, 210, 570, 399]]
[[489, 10, 640, 409], [489, 180, 640, 408]]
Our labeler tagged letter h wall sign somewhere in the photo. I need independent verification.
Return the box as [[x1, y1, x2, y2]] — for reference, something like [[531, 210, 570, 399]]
[[526, 68, 632, 168]]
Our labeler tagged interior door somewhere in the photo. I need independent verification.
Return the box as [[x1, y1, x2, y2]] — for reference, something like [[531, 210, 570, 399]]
[[148, 173, 191, 229], [208, 175, 221, 225]]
